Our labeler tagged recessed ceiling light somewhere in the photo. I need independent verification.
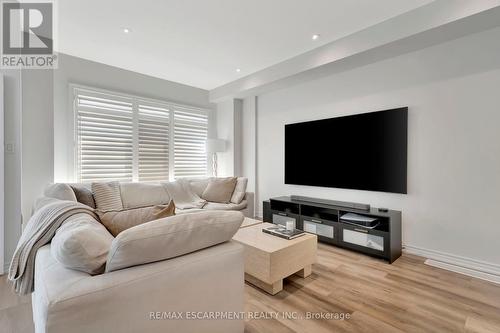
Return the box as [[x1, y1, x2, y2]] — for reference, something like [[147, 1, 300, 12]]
[[312, 34, 320, 40], [123, 28, 130, 34], [236, 68, 241, 73]]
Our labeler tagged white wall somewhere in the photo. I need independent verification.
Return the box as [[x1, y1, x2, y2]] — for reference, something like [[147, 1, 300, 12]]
[[241, 96, 257, 193], [248, 26, 500, 266], [21, 70, 54, 223], [1, 69, 22, 271], [215, 99, 242, 177], [53, 53, 214, 182]]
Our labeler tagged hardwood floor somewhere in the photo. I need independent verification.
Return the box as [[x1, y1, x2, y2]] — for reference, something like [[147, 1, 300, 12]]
[[244, 244, 500, 333], [1, 244, 499, 332], [0, 274, 33, 333]]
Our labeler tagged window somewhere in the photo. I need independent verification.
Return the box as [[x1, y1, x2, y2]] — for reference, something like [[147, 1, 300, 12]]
[[73, 86, 208, 182], [75, 90, 134, 182], [173, 107, 209, 178], [137, 101, 170, 182]]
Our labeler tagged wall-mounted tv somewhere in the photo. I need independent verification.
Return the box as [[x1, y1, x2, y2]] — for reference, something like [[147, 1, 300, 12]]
[[284, 107, 408, 194]]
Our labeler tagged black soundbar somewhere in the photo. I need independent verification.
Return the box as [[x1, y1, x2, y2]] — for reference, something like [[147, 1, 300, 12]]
[[290, 195, 371, 211]]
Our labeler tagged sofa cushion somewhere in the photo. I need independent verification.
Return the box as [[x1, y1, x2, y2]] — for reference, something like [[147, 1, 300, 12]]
[[203, 200, 247, 211], [70, 185, 96, 209], [51, 213, 113, 275], [97, 200, 176, 236], [230, 177, 248, 204], [44, 183, 77, 202], [92, 182, 123, 212], [119, 182, 170, 209], [201, 177, 237, 203], [189, 178, 210, 197], [105, 210, 244, 272]]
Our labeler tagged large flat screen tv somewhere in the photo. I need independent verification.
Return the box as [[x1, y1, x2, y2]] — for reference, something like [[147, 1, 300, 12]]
[[285, 107, 408, 194]]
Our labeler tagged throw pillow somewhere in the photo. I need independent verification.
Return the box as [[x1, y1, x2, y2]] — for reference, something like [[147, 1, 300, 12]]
[[119, 182, 170, 209], [97, 200, 176, 236], [189, 179, 210, 197], [230, 177, 248, 204], [92, 181, 123, 212], [70, 185, 96, 209], [51, 213, 114, 275], [202, 177, 237, 203], [106, 210, 244, 272]]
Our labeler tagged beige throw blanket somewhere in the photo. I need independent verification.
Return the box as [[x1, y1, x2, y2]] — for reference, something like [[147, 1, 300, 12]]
[[8, 200, 97, 295], [162, 179, 206, 210]]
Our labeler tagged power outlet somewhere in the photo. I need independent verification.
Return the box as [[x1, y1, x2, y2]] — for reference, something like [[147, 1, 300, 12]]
[[5, 143, 15, 154]]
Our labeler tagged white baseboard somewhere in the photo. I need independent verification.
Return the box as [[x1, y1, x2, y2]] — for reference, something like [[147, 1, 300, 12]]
[[403, 244, 500, 284]]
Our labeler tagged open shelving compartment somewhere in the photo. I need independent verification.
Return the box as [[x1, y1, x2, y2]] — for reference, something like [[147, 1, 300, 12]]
[[338, 211, 390, 258]]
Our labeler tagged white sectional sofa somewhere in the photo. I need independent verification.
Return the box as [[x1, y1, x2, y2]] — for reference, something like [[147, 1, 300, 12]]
[[31, 178, 252, 333], [33, 242, 244, 333]]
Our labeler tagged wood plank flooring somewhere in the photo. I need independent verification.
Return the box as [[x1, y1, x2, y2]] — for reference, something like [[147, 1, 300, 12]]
[[1, 244, 499, 332], [244, 244, 500, 333], [0, 274, 33, 333]]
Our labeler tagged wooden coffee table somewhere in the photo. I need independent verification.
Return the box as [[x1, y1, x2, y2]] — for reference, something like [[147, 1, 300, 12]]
[[232, 222, 317, 295]]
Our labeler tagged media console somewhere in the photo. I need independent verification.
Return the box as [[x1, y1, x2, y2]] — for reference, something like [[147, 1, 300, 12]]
[[263, 196, 402, 263]]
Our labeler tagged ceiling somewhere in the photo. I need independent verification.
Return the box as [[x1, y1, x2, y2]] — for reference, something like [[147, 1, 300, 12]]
[[58, 0, 434, 90]]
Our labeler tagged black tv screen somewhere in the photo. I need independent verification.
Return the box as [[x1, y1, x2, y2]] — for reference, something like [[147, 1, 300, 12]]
[[285, 107, 408, 194]]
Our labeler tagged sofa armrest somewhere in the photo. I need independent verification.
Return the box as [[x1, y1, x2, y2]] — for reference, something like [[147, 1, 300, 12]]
[[33, 242, 244, 333]]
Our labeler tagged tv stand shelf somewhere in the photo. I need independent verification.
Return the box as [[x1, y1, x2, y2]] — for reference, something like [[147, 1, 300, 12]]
[[263, 196, 402, 263]]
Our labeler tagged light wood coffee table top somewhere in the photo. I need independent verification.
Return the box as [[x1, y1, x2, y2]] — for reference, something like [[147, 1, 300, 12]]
[[234, 222, 316, 252], [233, 222, 317, 295]]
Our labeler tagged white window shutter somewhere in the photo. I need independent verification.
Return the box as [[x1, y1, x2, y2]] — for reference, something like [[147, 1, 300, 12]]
[[137, 101, 170, 182], [173, 107, 208, 179], [75, 89, 134, 182], [74, 86, 209, 183]]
